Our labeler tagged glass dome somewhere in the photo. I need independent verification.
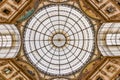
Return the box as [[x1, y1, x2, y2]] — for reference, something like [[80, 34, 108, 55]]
[[24, 4, 94, 76]]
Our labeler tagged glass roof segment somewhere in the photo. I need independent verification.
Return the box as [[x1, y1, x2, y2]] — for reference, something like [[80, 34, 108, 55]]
[[98, 23, 120, 56], [0, 24, 21, 58]]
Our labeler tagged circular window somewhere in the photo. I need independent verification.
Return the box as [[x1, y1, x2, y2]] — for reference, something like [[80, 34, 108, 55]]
[[24, 5, 94, 76]]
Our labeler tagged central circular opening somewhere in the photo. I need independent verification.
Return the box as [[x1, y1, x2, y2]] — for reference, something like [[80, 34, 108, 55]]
[[52, 33, 66, 48]]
